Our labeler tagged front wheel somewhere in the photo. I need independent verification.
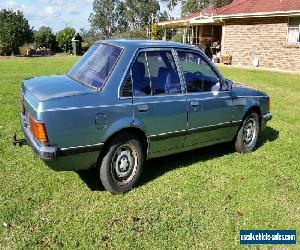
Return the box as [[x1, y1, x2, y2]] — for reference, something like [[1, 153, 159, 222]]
[[235, 112, 260, 153], [99, 133, 144, 194]]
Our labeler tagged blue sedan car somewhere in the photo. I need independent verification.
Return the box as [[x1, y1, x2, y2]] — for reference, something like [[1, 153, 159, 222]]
[[16, 40, 272, 193]]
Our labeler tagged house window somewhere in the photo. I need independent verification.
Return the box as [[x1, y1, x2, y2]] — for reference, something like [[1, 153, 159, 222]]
[[287, 17, 300, 44]]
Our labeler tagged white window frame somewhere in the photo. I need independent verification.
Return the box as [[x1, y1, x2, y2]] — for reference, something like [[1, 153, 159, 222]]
[[287, 16, 300, 44]]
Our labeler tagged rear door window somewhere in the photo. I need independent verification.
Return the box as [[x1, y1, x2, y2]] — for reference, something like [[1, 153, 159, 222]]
[[131, 52, 151, 96], [131, 50, 182, 96]]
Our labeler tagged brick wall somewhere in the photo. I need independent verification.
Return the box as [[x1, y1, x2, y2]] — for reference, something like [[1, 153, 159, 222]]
[[222, 17, 300, 71]]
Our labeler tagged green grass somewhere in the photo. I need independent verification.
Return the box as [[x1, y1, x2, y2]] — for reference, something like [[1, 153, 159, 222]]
[[0, 56, 299, 249]]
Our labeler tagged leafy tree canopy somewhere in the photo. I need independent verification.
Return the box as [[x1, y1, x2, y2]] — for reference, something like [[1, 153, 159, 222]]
[[213, 0, 233, 8], [161, 0, 233, 15], [34, 26, 57, 51], [56, 27, 76, 52], [89, 0, 161, 38], [124, 0, 160, 29], [182, 0, 210, 15], [89, 0, 120, 38], [0, 9, 33, 55]]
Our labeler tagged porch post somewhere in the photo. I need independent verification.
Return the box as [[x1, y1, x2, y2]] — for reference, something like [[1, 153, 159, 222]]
[[183, 28, 187, 43], [191, 26, 194, 45], [163, 27, 167, 41], [221, 21, 226, 54]]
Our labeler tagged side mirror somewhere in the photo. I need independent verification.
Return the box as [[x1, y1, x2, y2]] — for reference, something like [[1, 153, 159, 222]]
[[225, 79, 233, 91]]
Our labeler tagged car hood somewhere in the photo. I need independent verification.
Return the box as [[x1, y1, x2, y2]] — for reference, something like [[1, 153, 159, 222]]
[[22, 75, 94, 102], [232, 83, 267, 97]]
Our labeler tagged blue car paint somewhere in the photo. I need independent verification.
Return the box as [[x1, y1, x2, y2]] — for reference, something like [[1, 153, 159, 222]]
[[23, 75, 93, 102], [20, 40, 272, 170]]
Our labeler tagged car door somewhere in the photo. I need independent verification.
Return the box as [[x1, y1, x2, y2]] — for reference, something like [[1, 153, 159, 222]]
[[176, 50, 234, 146], [130, 49, 187, 153]]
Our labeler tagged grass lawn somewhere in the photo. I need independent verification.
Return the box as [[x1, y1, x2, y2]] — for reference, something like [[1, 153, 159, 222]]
[[0, 56, 299, 249]]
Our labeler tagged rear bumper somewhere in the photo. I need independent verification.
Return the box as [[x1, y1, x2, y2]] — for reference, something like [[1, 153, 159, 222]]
[[20, 113, 104, 165], [20, 113, 57, 160]]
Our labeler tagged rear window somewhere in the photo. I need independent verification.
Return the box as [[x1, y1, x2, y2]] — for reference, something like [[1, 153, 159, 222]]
[[67, 43, 123, 89]]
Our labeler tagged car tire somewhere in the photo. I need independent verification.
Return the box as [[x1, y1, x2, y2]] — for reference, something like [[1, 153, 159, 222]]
[[99, 133, 144, 194], [235, 112, 260, 153]]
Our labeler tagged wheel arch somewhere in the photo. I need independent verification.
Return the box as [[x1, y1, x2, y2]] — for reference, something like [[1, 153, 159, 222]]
[[98, 126, 149, 165], [243, 105, 262, 126]]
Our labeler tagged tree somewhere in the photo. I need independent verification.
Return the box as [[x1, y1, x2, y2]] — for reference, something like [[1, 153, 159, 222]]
[[161, 0, 179, 10], [56, 27, 76, 53], [0, 9, 33, 55], [89, 0, 161, 38], [89, 0, 120, 38], [125, 0, 160, 29], [161, 0, 233, 15], [80, 28, 100, 45], [212, 0, 233, 8], [115, 1, 129, 33], [34, 26, 57, 50], [161, 0, 210, 15], [183, 0, 210, 15], [156, 10, 174, 40]]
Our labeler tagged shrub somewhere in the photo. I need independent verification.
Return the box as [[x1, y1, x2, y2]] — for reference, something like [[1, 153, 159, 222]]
[[171, 33, 183, 43], [19, 43, 34, 56]]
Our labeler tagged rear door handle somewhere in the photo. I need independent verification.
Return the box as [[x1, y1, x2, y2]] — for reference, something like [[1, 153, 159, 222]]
[[138, 104, 148, 112], [191, 100, 200, 107]]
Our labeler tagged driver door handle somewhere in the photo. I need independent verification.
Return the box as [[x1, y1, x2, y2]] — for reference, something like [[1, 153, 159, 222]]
[[191, 100, 200, 107]]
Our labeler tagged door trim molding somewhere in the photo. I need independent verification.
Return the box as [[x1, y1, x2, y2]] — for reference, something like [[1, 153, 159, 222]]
[[149, 130, 186, 141], [187, 120, 241, 135], [149, 120, 242, 141]]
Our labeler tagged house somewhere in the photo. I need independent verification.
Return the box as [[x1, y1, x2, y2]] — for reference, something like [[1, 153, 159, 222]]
[[158, 0, 300, 71]]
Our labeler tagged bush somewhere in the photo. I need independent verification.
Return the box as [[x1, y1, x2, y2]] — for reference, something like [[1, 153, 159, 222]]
[[18, 43, 34, 56], [82, 43, 91, 53], [34, 27, 57, 51], [56, 27, 76, 53], [171, 33, 183, 43]]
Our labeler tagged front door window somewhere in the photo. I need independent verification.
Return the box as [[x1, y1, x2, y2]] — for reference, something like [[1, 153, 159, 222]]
[[177, 51, 221, 93]]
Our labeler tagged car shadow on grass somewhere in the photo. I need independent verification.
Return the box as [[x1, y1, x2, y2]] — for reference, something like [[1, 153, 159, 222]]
[[140, 126, 279, 186], [76, 126, 279, 191]]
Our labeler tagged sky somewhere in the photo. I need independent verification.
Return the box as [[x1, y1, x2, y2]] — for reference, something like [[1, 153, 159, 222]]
[[0, 0, 181, 33]]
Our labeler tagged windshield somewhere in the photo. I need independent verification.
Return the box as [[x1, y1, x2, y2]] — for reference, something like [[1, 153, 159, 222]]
[[67, 43, 123, 89]]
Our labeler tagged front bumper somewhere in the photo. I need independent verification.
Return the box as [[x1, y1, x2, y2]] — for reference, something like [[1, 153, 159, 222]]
[[261, 112, 272, 130], [20, 113, 57, 160], [262, 112, 272, 122]]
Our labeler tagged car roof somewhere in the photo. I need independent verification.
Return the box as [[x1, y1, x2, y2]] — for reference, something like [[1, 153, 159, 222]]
[[95, 39, 199, 50]]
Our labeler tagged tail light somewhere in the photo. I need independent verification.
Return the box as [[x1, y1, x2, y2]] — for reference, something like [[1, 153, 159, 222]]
[[29, 115, 48, 143], [20, 96, 25, 115]]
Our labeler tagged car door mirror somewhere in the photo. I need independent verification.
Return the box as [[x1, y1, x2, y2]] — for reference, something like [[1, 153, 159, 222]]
[[225, 79, 233, 91]]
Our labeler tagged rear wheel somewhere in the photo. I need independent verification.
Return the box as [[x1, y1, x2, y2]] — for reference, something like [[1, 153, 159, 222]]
[[99, 133, 144, 194], [235, 112, 260, 153]]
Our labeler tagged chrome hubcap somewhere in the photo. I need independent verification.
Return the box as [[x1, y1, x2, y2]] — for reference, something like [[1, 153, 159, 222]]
[[111, 144, 137, 185], [243, 118, 257, 147]]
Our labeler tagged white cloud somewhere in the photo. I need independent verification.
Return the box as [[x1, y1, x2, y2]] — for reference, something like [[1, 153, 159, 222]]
[[43, 5, 63, 17], [0, 0, 94, 32], [1, 0, 19, 9]]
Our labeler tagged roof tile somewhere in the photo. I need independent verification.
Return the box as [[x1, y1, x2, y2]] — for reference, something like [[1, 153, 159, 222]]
[[215, 0, 300, 15]]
